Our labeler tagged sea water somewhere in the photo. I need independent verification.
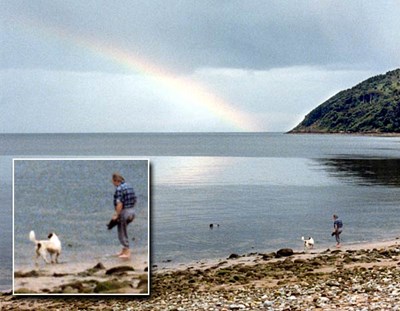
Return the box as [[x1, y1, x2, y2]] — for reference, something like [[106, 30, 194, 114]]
[[13, 159, 149, 269], [1, 132, 400, 290]]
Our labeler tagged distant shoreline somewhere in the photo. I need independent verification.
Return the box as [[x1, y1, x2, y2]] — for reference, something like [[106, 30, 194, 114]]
[[287, 131, 400, 137]]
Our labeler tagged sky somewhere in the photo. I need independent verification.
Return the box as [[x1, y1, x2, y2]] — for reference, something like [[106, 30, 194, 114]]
[[1, 0, 399, 133]]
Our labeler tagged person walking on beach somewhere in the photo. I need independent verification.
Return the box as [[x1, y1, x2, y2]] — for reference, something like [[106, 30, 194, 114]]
[[111, 172, 137, 258], [332, 214, 343, 248]]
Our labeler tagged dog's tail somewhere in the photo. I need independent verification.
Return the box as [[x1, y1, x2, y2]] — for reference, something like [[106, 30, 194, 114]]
[[29, 230, 36, 243]]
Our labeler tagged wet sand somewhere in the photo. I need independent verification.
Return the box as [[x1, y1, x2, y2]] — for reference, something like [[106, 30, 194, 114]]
[[12, 253, 149, 295]]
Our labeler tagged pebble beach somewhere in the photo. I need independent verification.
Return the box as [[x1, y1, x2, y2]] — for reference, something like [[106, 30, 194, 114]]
[[2, 239, 400, 310]]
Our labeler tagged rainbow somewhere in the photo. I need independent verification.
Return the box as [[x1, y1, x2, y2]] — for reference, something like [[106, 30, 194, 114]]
[[12, 16, 261, 131]]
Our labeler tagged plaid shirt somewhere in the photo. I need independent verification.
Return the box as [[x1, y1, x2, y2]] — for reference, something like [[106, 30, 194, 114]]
[[114, 182, 137, 209], [334, 219, 343, 229]]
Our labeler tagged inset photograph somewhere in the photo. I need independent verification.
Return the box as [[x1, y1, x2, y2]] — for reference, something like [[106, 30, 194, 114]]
[[13, 158, 149, 295]]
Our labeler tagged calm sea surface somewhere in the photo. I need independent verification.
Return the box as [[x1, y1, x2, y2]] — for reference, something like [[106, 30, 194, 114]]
[[13, 159, 149, 268], [1, 132, 400, 290]]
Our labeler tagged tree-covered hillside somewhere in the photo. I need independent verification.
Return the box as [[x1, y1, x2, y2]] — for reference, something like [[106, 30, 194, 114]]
[[289, 69, 400, 133]]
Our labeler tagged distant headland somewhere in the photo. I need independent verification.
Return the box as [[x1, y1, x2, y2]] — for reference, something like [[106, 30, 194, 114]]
[[289, 69, 400, 134]]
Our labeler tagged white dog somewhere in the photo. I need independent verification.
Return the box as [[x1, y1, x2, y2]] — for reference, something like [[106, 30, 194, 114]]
[[301, 236, 315, 250], [29, 230, 62, 264]]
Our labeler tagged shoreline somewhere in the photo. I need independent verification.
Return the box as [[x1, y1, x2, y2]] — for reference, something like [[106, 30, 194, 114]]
[[152, 237, 400, 273], [11, 253, 149, 296], [287, 131, 400, 137], [2, 237, 400, 309]]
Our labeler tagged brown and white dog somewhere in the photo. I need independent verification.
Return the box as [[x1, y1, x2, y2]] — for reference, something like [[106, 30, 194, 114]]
[[29, 230, 62, 264]]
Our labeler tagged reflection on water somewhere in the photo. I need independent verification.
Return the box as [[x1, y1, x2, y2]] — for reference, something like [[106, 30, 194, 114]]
[[154, 156, 337, 187], [320, 158, 400, 187]]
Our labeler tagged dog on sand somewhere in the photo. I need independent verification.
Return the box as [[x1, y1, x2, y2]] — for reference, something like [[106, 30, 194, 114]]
[[29, 230, 62, 264], [301, 236, 315, 250]]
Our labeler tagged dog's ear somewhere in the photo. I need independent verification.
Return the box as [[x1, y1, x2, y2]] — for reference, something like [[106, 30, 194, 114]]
[[48, 233, 53, 239]]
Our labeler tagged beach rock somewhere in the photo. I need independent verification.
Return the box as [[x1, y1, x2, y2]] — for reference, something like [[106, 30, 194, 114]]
[[228, 253, 240, 260], [60, 281, 85, 292], [229, 303, 245, 310], [261, 252, 276, 260], [53, 272, 70, 277], [94, 280, 132, 293], [137, 277, 148, 292], [93, 262, 106, 270], [14, 288, 38, 294], [379, 249, 394, 258], [105, 265, 135, 275], [228, 274, 243, 283], [62, 286, 79, 294], [14, 270, 41, 278], [78, 262, 107, 277], [0, 290, 12, 296], [276, 248, 294, 258]]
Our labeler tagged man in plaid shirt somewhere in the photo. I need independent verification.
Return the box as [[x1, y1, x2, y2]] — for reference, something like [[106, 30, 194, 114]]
[[332, 214, 343, 248], [111, 172, 137, 258]]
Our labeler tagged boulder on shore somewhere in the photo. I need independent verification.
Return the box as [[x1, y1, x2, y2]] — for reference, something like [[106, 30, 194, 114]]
[[276, 248, 294, 258]]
